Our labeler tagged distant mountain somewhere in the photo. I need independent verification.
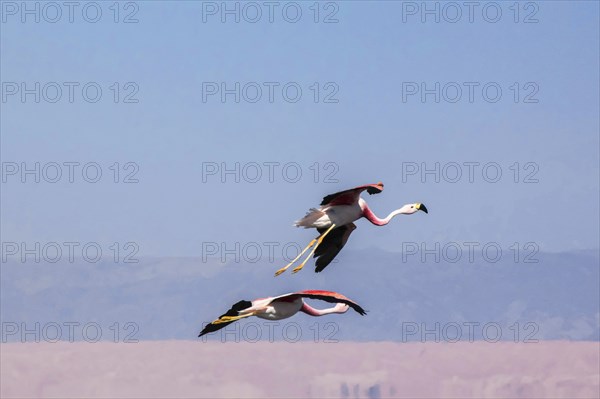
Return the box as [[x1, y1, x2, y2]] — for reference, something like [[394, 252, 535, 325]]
[[1, 249, 598, 342]]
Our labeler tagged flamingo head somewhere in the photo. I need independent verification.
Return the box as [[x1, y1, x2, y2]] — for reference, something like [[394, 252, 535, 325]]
[[400, 203, 428, 215], [333, 303, 350, 314]]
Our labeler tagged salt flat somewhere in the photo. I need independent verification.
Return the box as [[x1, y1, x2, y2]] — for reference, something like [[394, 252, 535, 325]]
[[1, 341, 598, 398]]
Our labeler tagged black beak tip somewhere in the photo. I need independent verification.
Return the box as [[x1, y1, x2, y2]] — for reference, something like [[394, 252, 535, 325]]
[[420, 204, 428, 214]]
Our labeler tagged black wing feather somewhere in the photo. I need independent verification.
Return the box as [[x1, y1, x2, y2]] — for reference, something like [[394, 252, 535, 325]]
[[314, 224, 356, 273], [198, 300, 252, 337]]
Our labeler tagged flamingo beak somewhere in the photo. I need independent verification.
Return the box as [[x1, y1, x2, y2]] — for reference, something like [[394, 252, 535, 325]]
[[416, 203, 428, 214]]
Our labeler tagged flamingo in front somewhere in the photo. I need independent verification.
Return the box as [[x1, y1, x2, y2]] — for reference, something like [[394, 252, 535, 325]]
[[274, 182, 428, 276], [198, 290, 366, 337]]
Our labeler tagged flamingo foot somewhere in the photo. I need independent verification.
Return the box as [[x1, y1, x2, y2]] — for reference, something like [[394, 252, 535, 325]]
[[274, 237, 317, 277], [292, 224, 336, 275], [274, 263, 292, 277], [291, 262, 306, 274], [212, 313, 254, 324]]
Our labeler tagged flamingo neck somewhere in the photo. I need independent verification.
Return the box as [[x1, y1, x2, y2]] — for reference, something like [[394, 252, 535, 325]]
[[300, 303, 346, 317], [362, 204, 406, 226]]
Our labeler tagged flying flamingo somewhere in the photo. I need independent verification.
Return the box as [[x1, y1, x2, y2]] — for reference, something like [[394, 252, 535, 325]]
[[198, 290, 366, 337], [274, 182, 428, 276]]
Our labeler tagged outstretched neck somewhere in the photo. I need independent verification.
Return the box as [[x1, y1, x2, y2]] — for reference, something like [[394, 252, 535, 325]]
[[362, 204, 405, 226], [300, 303, 348, 317]]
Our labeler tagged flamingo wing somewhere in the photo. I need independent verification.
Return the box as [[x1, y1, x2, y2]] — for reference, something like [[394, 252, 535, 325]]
[[198, 299, 252, 337], [320, 182, 384, 206], [275, 290, 366, 315], [313, 223, 356, 272]]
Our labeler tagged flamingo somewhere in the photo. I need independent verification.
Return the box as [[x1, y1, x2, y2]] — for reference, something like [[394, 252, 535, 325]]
[[198, 290, 366, 337], [274, 182, 428, 276]]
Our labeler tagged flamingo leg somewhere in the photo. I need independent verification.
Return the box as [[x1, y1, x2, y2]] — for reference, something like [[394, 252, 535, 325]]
[[292, 224, 336, 274], [274, 238, 317, 277], [211, 312, 256, 325]]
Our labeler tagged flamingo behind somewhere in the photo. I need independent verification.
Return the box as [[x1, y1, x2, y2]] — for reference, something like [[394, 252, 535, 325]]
[[274, 182, 428, 276]]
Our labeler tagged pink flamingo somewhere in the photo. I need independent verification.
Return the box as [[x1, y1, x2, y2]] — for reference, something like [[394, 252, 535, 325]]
[[275, 182, 428, 276], [199, 290, 366, 337]]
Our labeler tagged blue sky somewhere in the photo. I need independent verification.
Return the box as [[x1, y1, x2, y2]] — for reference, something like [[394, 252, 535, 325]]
[[2, 1, 599, 259]]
